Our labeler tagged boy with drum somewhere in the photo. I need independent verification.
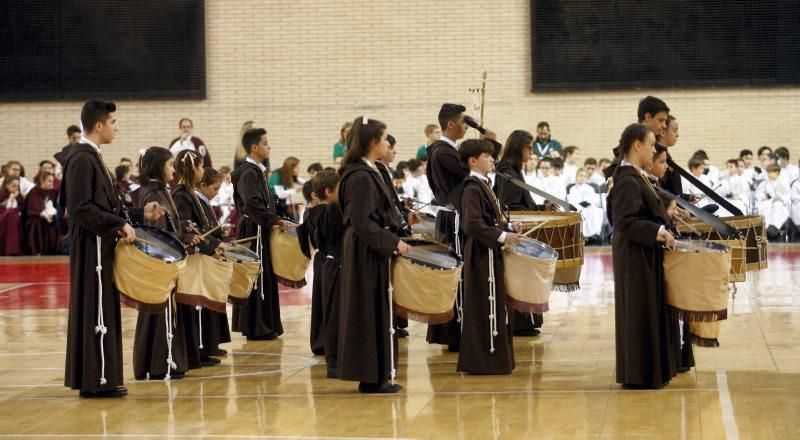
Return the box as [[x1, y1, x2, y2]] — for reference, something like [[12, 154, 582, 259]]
[[453, 139, 523, 375]]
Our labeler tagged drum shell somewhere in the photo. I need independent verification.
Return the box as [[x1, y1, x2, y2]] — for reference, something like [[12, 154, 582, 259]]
[[664, 246, 731, 321], [391, 257, 461, 324], [675, 215, 767, 272], [229, 260, 260, 304], [176, 254, 233, 313], [113, 241, 186, 313], [269, 228, 310, 287], [502, 248, 556, 313], [688, 320, 721, 347], [510, 211, 584, 291]]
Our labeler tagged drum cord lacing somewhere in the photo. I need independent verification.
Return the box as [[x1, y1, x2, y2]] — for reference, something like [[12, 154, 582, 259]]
[[387, 259, 396, 384], [257, 225, 265, 300], [454, 212, 464, 329], [487, 248, 498, 353], [94, 237, 108, 386]]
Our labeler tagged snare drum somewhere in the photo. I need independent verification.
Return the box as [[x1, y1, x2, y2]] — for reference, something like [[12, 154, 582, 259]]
[[269, 224, 311, 288], [224, 244, 261, 304], [392, 239, 462, 324], [113, 225, 187, 313], [410, 212, 437, 242], [675, 215, 767, 272], [503, 238, 558, 313], [510, 211, 584, 291], [664, 240, 731, 321], [176, 253, 233, 313], [688, 320, 721, 347]]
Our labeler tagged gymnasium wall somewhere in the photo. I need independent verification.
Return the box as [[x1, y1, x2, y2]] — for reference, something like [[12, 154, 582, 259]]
[[1, 0, 798, 174]]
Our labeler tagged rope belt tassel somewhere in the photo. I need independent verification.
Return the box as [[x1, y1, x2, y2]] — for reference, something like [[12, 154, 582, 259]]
[[387, 260, 397, 384], [257, 225, 265, 300], [488, 248, 498, 353], [94, 237, 108, 386], [454, 212, 464, 329], [197, 305, 204, 349]]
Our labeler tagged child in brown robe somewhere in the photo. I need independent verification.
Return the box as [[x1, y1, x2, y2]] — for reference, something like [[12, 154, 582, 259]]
[[454, 139, 523, 375]]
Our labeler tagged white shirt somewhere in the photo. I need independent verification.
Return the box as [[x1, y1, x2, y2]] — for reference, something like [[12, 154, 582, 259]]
[[170, 136, 206, 157], [469, 170, 507, 243], [79, 136, 102, 154], [245, 157, 266, 173], [440, 136, 458, 149]]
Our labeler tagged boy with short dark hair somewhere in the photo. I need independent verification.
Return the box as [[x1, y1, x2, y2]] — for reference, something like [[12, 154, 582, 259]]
[[454, 139, 523, 375]]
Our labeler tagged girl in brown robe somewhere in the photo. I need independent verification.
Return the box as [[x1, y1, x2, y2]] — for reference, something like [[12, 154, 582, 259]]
[[195, 168, 234, 355], [607, 123, 677, 389], [172, 150, 228, 366], [131, 147, 200, 380], [25, 172, 59, 255], [337, 117, 411, 394], [455, 140, 522, 375], [494, 130, 544, 337]]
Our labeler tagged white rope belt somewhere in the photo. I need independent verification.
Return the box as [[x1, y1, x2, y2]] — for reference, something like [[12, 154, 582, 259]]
[[94, 236, 108, 386]]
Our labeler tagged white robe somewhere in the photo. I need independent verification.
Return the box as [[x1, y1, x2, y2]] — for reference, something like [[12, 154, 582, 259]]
[[756, 179, 790, 229], [567, 183, 604, 238], [716, 174, 751, 216], [531, 174, 566, 206], [416, 174, 434, 204], [587, 172, 605, 187], [790, 180, 800, 227], [779, 164, 800, 189], [563, 163, 578, 185]]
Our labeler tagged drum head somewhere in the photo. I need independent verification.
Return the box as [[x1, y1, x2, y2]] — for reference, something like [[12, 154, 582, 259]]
[[132, 225, 186, 263], [673, 239, 730, 253], [506, 237, 558, 260], [402, 239, 460, 270], [224, 244, 260, 263]]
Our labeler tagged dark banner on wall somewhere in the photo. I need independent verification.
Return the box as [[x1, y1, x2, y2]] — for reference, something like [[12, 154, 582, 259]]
[[0, 0, 206, 101], [531, 0, 800, 91]]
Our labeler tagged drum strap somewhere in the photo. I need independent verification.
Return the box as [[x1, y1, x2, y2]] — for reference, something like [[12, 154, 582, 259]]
[[94, 236, 108, 386]]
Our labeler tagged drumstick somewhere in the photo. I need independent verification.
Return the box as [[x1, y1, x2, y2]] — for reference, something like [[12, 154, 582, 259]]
[[502, 220, 551, 250], [197, 224, 221, 240], [232, 235, 259, 244]]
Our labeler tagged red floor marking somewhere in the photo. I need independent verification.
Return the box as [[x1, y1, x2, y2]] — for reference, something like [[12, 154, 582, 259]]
[[0, 263, 70, 283], [1, 246, 799, 310]]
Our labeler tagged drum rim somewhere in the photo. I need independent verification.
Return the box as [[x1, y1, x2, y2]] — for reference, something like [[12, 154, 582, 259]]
[[398, 238, 462, 270], [223, 245, 260, 263], [130, 224, 188, 262], [672, 239, 731, 253], [504, 237, 559, 260]]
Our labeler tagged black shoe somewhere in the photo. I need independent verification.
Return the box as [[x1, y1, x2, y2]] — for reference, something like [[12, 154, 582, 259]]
[[326, 367, 338, 379], [396, 328, 409, 338], [207, 348, 228, 356], [358, 382, 402, 394], [247, 332, 279, 341], [80, 388, 127, 398], [513, 328, 541, 337], [676, 366, 690, 373], [312, 348, 325, 356], [447, 344, 460, 353], [201, 356, 221, 367]]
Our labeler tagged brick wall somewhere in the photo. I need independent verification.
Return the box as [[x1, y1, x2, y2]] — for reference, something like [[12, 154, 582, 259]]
[[1, 0, 798, 175]]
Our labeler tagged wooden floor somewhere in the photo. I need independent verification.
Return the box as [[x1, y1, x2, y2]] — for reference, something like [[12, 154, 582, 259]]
[[1, 245, 799, 438]]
